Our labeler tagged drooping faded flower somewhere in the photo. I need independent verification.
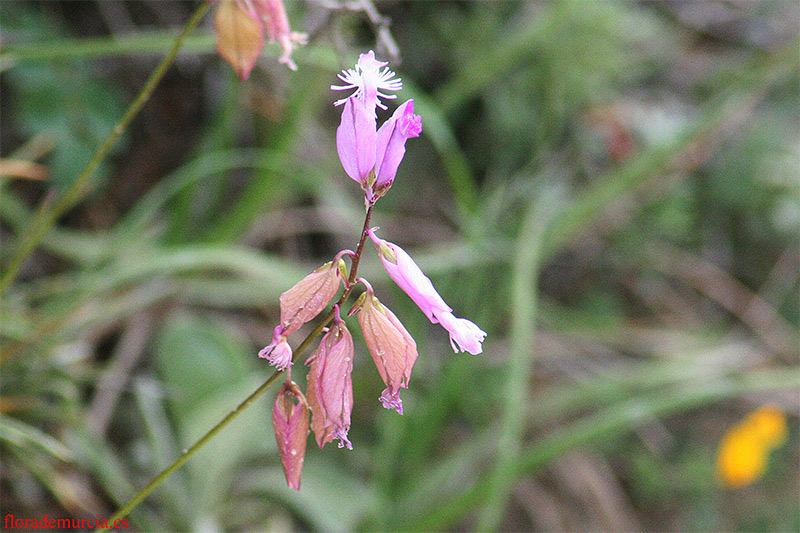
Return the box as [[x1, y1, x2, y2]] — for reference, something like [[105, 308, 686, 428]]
[[305, 306, 355, 449], [367, 229, 486, 355], [214, 0, 265, 80], [278, 257, 347, 337], [259, 254, 348, 370], [214, 0, 307, 79], [351, 280, 418, 414], [272, 381, 310, 490], [258, 324, 293, 370]]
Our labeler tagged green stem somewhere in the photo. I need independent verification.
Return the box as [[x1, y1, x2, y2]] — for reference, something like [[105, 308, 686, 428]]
[[100, 370, 282, 532], [0, 0, 214, 293], [99, 202, 376, 530]]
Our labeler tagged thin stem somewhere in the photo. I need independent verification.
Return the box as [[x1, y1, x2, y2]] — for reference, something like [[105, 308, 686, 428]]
[[0, 0, 214, 293], [99, 201, 377, 529], [100, 370, 282, 532]]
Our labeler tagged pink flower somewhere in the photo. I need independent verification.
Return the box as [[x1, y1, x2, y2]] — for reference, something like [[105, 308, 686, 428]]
[[336, 96, 377, 187], [259, 325, 293, 370], [305, 306, 354, 449], [351, 282, 418, 414], [367, 229, 486, 355], [372, 100, 422, 199], [250, 0, 308, 71], [331, 51, 402, 111], [332, 51, 419, 203], [272, 381, 309, 490], [213, 0, 306, 79]]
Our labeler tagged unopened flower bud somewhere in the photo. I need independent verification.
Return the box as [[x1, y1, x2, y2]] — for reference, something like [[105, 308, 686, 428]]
[[351, 283, 418, 414], [279, 256, 347, 336], [305, 306, 355, 449], [272, 381, 309, 490], [367, 229, 486, 355]]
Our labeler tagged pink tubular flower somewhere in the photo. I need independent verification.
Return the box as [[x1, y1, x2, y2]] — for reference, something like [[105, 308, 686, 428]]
[[279, 256, 347, 337], [336, 96, 377, 187], [305, 306, 355, 449], [372, 99, 422, 199], [367, 229, 487, 355], [259, 325, 293, 370], [351, 283, 418, 414], [272, 381, 310, 490]]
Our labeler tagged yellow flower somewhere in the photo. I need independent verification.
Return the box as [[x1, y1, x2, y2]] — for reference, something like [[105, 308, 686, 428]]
[[716, 405, 788, 488], [748, 405, 787, 447]]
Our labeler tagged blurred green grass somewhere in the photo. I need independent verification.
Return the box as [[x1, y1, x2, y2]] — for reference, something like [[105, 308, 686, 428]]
[[1, 1, 798, 531]]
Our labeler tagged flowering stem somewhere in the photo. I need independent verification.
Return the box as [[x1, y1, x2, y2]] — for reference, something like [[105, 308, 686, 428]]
[[0, 0, 214, 293], [100, 200, 376, 529]]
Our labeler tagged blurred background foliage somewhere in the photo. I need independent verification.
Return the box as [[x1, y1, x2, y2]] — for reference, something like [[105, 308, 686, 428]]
[[1, 1, 798, 531]]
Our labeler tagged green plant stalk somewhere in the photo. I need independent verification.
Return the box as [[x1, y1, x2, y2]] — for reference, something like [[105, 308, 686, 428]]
[[100, 202, 376, 531], [0, 0, 214, 293], [409, 367, 799, 531]]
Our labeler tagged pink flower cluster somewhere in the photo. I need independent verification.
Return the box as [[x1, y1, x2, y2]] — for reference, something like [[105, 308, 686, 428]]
[[261, 52, 485, 490], [333, 51, 422, 205]]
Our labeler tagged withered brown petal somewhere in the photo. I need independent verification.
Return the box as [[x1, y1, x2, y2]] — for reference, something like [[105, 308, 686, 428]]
[[214, 0, 265, 81]]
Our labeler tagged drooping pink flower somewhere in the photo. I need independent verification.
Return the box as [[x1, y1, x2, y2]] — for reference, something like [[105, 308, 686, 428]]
[[213, 0, 306, 78], [350, 281, 418, 414], [367, 229, 486, 355], [305, 306, 355, 449], [278, 256, 347, 337], [259, 325, 293, 370], [272, 381, 310, 490], [372, 99, 422, 199], [251, 0, 308, 71]]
